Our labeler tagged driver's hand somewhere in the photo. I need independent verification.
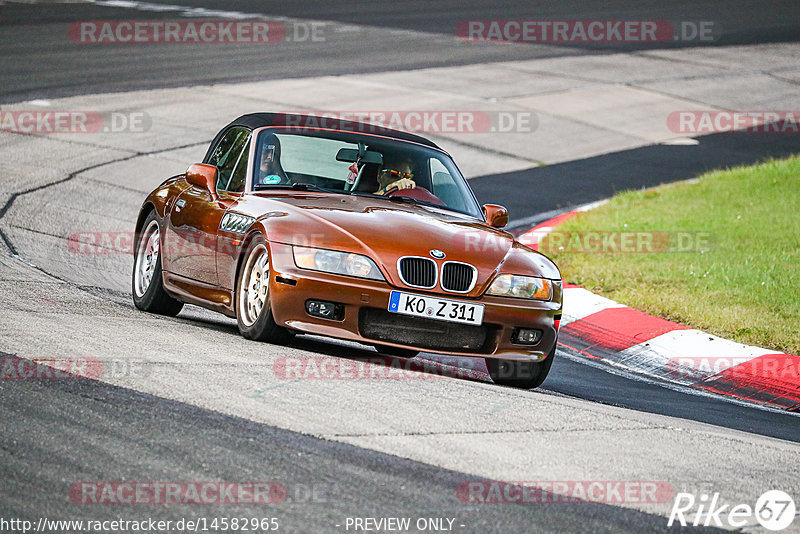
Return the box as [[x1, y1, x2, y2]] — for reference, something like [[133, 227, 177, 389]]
[[387, 178, 416, 192]]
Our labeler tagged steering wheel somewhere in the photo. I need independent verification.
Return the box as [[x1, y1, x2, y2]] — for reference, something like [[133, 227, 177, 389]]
[[386, 186, 446, 206]]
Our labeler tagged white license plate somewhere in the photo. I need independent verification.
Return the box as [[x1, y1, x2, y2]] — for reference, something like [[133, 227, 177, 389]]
[[388, 291, 484, 326]]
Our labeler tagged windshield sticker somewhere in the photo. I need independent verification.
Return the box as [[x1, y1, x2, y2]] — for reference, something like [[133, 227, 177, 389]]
[[260, 174, 282, 185]]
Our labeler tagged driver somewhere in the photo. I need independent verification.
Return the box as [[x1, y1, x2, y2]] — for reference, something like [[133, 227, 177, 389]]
[[375, 158, 415, 195], [257, 138, 283, 185]]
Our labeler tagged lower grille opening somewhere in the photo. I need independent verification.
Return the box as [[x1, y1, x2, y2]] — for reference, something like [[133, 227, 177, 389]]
[[359, 308, 493, 353]]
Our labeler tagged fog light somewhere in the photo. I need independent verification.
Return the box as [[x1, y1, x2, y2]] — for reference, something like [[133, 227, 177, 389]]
[[512, 328, 542, 345], [306, 300, 343, 320]]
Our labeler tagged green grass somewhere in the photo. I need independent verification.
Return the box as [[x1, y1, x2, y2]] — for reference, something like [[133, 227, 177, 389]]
[[547, 155, 800, 354]]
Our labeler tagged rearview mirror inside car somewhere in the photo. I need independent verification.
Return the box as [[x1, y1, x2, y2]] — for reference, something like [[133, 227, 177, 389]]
[[482, 204, 509, 228], [336, 148, 383, 165], [185, 164, 219, 201]]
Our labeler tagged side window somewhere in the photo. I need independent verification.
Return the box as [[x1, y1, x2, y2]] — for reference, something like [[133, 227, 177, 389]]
[[207, 127, 250, 191], [429, 158, 467, 212]]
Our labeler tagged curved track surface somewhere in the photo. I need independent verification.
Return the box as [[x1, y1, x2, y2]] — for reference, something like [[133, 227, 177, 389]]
[[1, 1, 800, 532]]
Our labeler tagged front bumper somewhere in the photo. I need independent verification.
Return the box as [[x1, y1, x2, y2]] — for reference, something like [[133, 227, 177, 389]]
[[267, 242, 561, 362]]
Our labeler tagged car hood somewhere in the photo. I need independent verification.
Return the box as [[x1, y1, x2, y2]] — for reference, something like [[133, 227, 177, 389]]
[[237, 193, 560, 293]]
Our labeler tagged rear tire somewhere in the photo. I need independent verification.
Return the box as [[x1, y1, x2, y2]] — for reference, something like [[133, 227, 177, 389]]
[[132, 212, 184, 316], [236, 236, 292, 344], [487, 345, 555, 389]]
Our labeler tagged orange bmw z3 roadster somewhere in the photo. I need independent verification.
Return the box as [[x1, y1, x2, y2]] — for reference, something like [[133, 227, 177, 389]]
[[132, 113, 562, 388]]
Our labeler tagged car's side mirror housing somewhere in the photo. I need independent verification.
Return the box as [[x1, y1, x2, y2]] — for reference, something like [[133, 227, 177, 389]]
[[482, 204, 508, 228], [186, 163, 219, 201]]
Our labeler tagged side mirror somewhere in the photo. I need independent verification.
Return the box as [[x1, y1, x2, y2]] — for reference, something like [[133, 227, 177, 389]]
[[482, 204, 508, 228], [186, 163, 219, 201]]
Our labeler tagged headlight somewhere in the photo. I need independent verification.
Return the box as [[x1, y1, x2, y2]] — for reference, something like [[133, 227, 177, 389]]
[[293, 246, 384, 281], [487, 274, 552, 300]]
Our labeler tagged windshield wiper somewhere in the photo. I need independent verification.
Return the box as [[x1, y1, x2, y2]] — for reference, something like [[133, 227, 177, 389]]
[[254, 182, 338, 193], [350, 190, 423, 205], [350, 190, 473, 216], [290, 182, 330, 192], [385, 194, 421, 205]]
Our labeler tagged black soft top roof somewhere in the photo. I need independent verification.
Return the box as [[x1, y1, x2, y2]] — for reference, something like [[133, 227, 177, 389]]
[[217, 112, 442, 149]]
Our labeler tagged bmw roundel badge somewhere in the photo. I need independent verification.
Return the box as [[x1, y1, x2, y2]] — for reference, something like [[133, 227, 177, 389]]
[[429, 249, 446, 259]]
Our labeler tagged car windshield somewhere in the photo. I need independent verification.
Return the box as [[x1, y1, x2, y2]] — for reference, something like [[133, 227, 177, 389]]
[[252, 129, 483, 218]]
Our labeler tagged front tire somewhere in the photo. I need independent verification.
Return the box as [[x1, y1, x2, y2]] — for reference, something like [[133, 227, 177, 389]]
[[132, 212, 184, 316], [487, 345, 555, 389], [236, 236, 292, 344]]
